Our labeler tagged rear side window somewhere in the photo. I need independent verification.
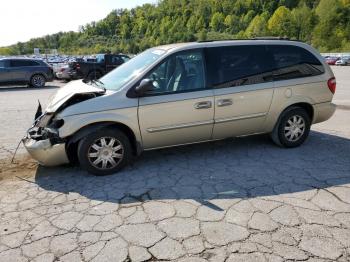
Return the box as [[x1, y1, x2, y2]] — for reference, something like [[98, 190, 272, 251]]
[[268, 45, 324, 81], [205, 45, 274, 88], [111, 56, 124, 65], [10, 60, 40, 67], [0, 60, 5, 67]]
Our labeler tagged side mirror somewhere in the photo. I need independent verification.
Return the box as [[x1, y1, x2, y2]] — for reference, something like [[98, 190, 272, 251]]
[[135, 79, 154, 96]]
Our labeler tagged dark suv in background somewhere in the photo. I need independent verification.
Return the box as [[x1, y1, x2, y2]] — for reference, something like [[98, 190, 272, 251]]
[[69, 53, 130, 80], [0, 58, 54, 87]]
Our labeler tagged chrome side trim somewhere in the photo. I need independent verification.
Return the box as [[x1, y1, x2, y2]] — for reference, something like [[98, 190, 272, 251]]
[[215, 112, 267, 124], [146, 112, 267, 133], [147, 120, 214, 133]]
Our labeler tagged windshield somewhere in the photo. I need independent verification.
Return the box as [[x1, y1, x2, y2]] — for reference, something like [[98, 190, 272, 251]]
[[100, 49, 166, 91], [96, 54, 105, 63]]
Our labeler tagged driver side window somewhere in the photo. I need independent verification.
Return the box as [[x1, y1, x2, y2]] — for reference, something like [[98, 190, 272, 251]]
[[144, 50, 206, 95]]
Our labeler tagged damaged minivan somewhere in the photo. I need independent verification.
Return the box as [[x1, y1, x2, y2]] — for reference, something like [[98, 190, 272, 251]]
[[24, 39, 336, 175]]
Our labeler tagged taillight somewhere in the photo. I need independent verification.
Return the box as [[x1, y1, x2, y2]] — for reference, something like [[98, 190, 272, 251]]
[[76, 63, 80, 70], [327, 77, 336, 94]]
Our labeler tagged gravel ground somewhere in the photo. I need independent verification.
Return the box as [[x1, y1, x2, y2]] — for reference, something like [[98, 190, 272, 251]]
[[0, 68, 349, 261]]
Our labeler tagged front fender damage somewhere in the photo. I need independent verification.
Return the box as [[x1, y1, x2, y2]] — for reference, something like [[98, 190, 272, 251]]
[[23, 112, 69, 167], [23, 89, 104, 166]]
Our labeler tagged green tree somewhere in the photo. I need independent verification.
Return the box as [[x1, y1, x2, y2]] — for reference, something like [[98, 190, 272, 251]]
[[2, 0, 350, 55], [210, 12, 225, 32], [268, 6, 293, 37], [245, 15, 268, 38], [291, 4, 316, 41]]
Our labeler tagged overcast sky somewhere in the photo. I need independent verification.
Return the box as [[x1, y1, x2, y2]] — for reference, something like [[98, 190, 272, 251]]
[[0, 0, 156, 47]]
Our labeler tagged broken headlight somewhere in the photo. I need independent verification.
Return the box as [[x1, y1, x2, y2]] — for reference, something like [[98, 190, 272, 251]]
[[35, 113, 53, 127], [49, 118, 65, 129]]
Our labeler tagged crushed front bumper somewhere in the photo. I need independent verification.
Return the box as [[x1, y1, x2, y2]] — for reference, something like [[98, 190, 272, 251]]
[[23, 137, 69, 166]]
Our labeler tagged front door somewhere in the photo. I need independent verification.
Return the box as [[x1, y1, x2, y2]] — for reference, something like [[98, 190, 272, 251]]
[[0, 60, 11, 83], [9, 60, 29, 82], [205, 45, 275, 139], [138, 50, 214, 149]]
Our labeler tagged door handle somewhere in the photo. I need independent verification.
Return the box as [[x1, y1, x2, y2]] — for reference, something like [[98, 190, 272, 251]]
[[217, 98, 233, 107], [194, 101, 212, 109]]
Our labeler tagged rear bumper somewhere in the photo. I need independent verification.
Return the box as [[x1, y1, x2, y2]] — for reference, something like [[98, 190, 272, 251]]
[[313, 102, 336, 124], [23, 138, 69, 166], [69, 70, 82, 80], [56, 72, 71, 80]]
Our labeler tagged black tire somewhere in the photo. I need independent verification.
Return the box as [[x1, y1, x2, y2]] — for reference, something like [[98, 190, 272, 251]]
[[271, 107, 311, 148], [77, 128, 132, 176], [87, 71, 102, 80], [30, 74, 46, 88]]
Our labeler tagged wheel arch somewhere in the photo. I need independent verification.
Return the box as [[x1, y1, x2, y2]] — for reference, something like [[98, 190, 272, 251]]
[[271, 102, 314, 133], [66, 121, 140, 164], [286, 102, 314, 121]]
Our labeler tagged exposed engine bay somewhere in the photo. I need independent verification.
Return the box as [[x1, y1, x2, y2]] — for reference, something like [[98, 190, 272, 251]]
[[22, 89, 105, 167], [26, 92, 103, 143]]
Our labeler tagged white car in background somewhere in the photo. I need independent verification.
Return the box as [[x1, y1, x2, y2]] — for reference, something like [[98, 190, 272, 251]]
[[55, 64, 71, 80], [335, 57, 350, 66]]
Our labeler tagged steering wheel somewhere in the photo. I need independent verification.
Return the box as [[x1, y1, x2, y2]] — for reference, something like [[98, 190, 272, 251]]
[[150, 72, 161, 89]]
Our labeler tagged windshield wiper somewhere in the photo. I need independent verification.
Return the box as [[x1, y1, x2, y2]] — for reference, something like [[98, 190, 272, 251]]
[[89, 79, 106, 92]]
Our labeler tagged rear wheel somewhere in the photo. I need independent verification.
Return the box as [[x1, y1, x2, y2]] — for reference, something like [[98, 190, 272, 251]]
[[30, 74, 46, 88], [271, 107, 311, 148], [77, 128, 132, 176]]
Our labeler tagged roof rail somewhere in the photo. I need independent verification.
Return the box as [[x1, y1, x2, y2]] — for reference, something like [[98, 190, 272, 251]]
[[197, 37, 295, 43], [251, 36, 290, 40]]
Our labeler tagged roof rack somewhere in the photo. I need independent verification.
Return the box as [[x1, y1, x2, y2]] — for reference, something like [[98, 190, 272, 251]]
[[197, 37, 293, 43], [251, 36, 290, 40]]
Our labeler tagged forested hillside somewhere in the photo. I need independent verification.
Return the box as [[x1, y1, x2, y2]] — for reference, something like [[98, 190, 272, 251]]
[[1, 0, 349, 55]]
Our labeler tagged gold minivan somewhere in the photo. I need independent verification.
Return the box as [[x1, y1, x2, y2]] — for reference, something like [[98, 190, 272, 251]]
[[24, 39, 336, 175]]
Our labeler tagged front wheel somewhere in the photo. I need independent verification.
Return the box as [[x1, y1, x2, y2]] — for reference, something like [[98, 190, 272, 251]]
[[77, 128, 132, 175], [30, 74, 46, 88], [271, 107, 311, 148]]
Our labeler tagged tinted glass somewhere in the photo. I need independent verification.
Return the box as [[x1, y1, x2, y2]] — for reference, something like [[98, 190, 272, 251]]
[[206, 45, 274, 88], [0, 61, 5, 67], [121, 56, 130, 62], [268, 45, 324, 81], [96, 54, 105, 63], [111, 56, 123, 65], [10, 60, 39, 67], [144, 50, 206, 95]]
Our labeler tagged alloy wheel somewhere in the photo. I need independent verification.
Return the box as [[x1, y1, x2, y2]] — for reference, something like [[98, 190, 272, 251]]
[[87, 137, 124, 170], [284, 115, 305, 142], [32, 75, 45, 87]]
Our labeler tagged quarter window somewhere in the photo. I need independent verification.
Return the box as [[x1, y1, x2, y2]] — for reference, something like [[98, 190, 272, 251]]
[[268, 45, 324, 81], [144, 50, 206, 94], [205, 45, 274, 88]]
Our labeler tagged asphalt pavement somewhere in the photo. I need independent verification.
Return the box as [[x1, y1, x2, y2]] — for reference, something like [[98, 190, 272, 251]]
[[0, 68, 349, 261]]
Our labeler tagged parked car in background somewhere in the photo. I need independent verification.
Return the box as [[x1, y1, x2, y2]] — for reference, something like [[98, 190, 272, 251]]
[[69, 53, 130, 80], [325, 56, 340, 65], [0, 58, 54, 87], [55, 64, 71, 80], [335, 56, 350, 66], [23, 39, 336, 175]]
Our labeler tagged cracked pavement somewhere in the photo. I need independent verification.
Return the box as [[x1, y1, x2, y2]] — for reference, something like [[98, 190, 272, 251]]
[[0, 68, 350, 261]]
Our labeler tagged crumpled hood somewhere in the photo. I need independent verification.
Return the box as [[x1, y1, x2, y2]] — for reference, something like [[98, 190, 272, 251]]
[[46, 80, 105, 113]]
